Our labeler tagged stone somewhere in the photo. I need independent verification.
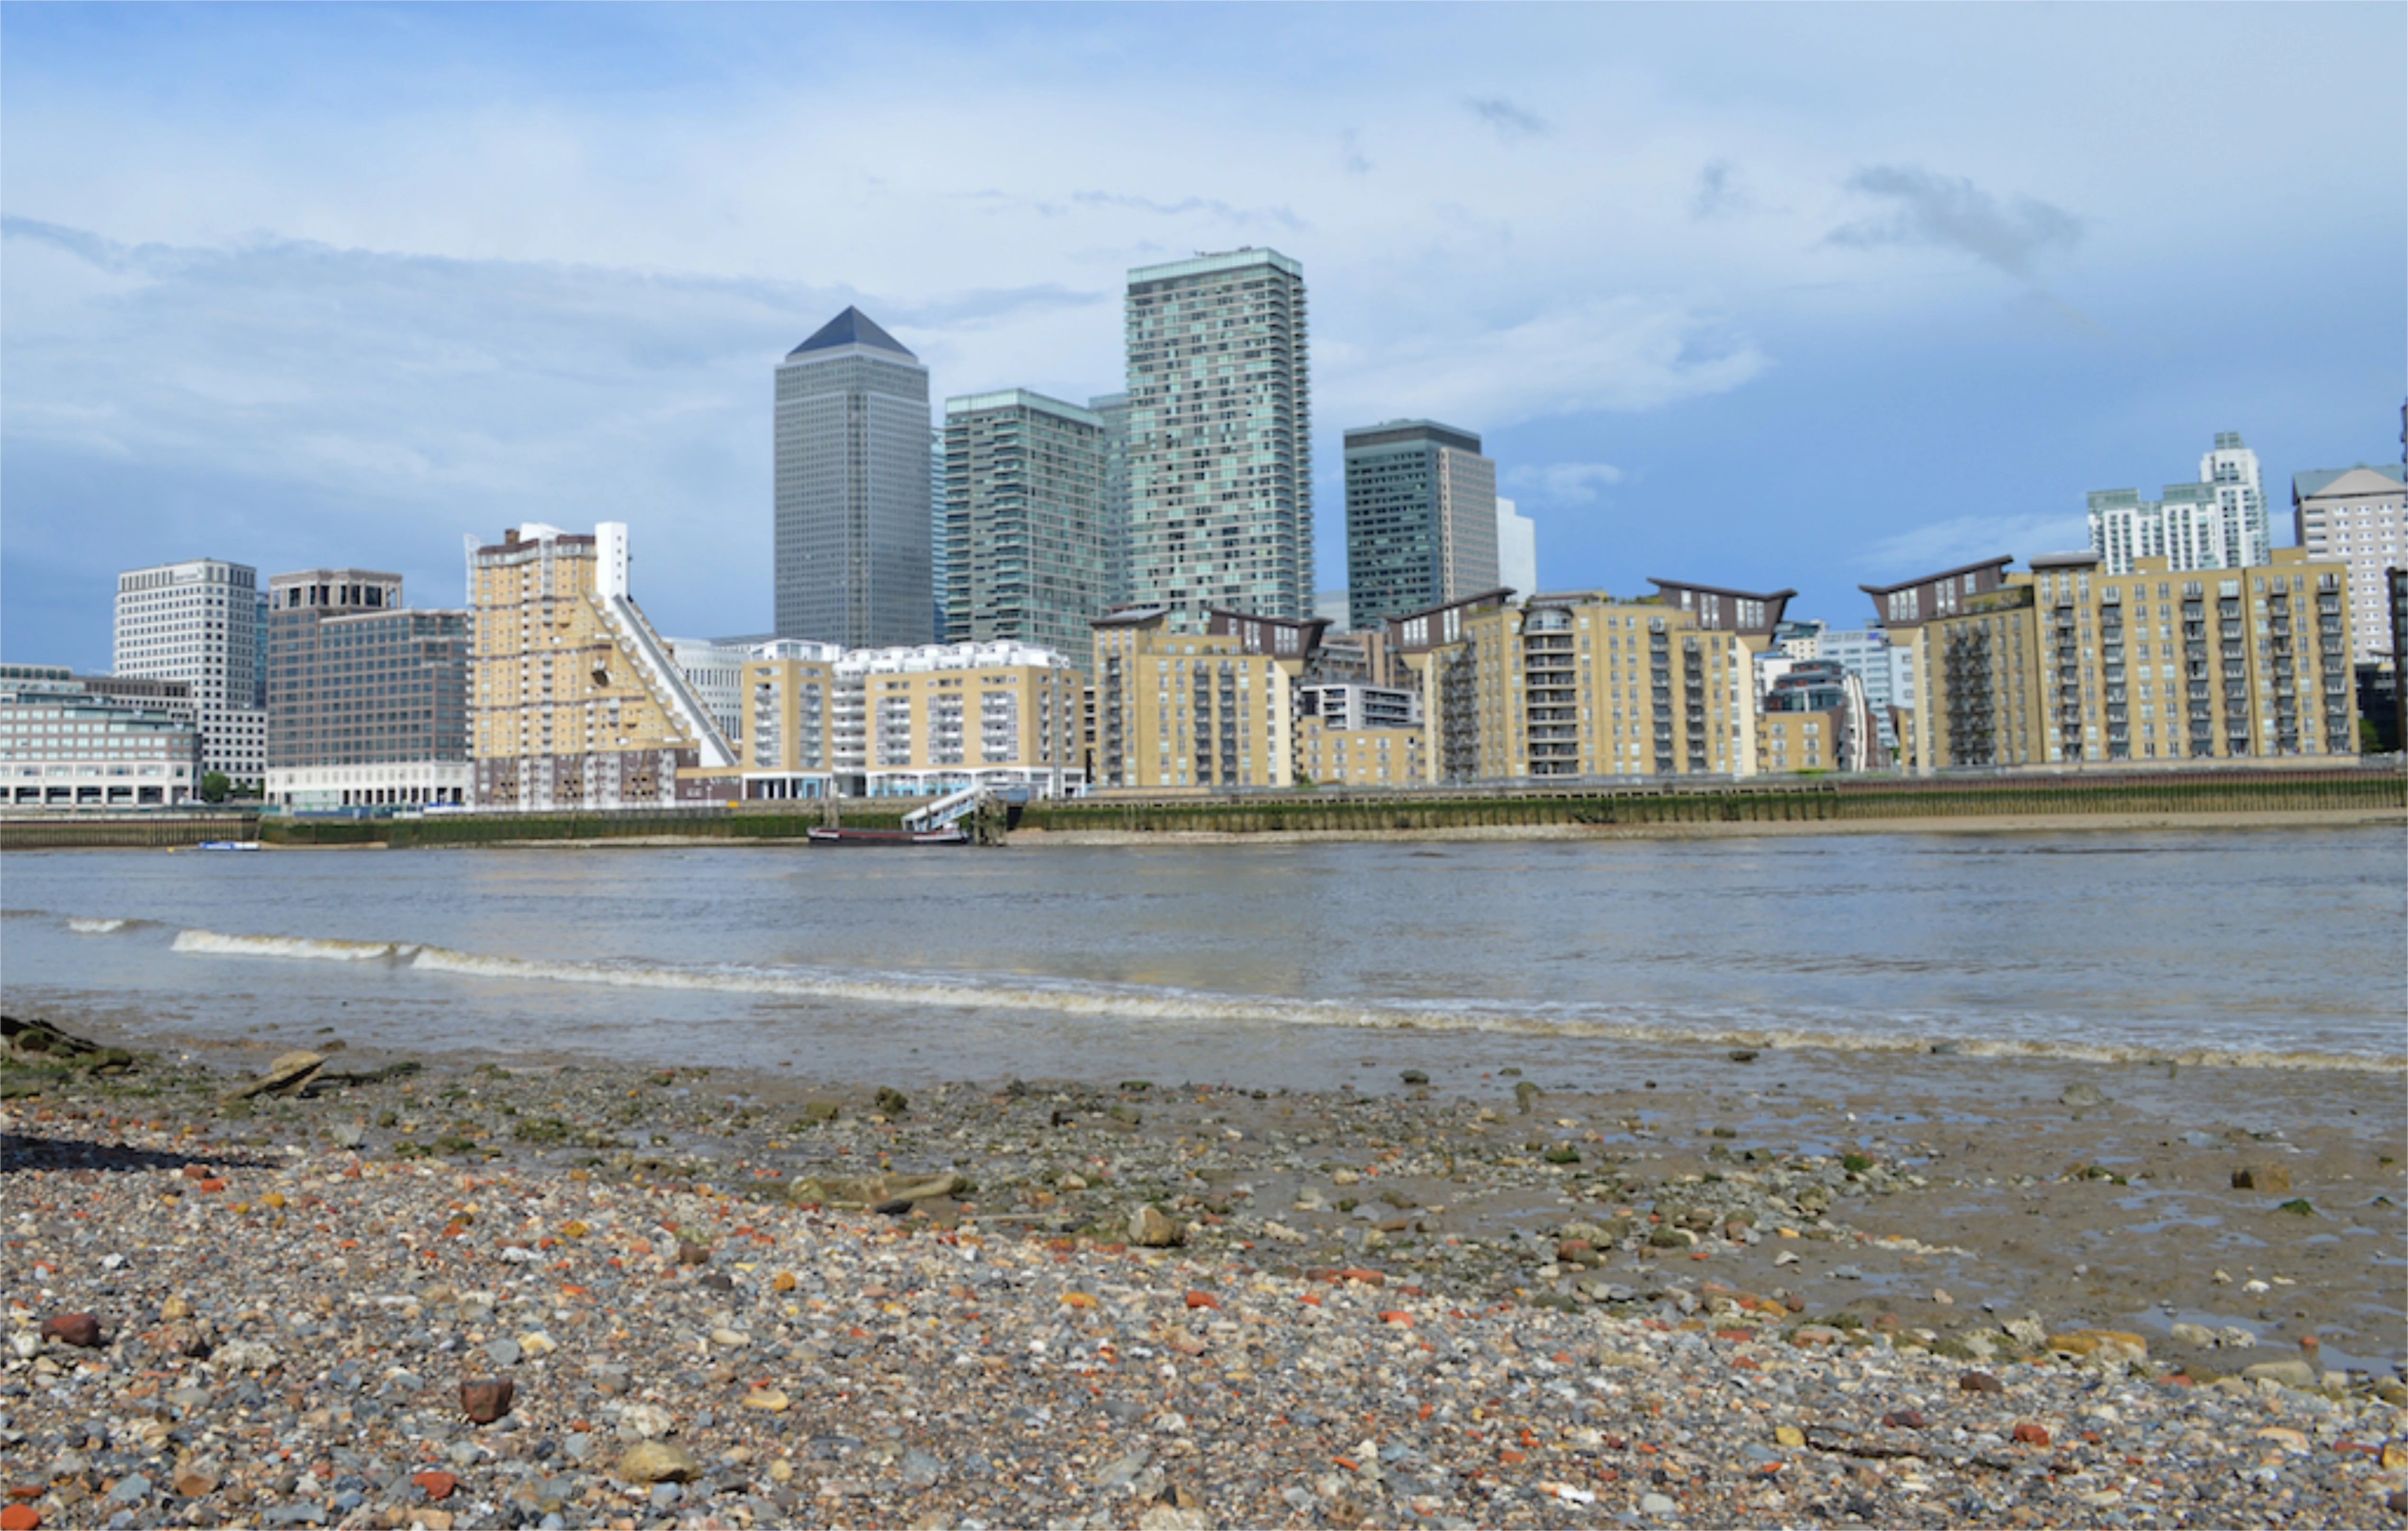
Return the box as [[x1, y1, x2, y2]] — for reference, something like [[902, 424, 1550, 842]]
[[413, 1471, 457, 1502], [615, 1441, 700, 1485], [2047, 1329, 2147, 1363], [2012, 1423, 2050, 1447], [171, 1470, 219, 1498], [1958, 1371, 2004, 1395], [899, 1449, 944, 1488], [2240, 1357, 2317, 1389], [228, 1050, 327, 1101], [2232, 1165, 2292, 1194], [0, 1507, 36, 1531], [742, 1389, 790, 1413], [1129, 1205, 1185, 1248], [1773, 1426, 1804, 1448], [459, 1378, 515, 1424], [2059, 1082, 2109, 1108], [1882, 1410, 1927, 1430], [789, 1171, 965, 1210], [1641, 1492, 1678, 1516], [873, 1086, 909, 1116], [106, 1475, 151, 1505], [39, 1313, 100, 1349], [1399, 1070, 1428, 1085], [485, 1338, 522, 1368], [620, 1403, 672, 1438]]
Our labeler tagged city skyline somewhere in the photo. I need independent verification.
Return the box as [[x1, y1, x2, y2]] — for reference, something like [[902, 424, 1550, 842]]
[[3, 5, 2401, 670]]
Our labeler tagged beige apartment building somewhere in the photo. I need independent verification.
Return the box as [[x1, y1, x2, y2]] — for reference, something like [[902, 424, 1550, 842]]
[[1872, 548, 2355, 769], [469, 523, 735, 809], [1386, 579, 1791, 782], [1089, 607, 1329, 791], [703, 639, 1081, 799]]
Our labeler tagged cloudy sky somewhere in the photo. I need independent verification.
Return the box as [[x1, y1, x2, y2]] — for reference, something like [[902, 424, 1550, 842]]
[[4, 3, 2401, 666]]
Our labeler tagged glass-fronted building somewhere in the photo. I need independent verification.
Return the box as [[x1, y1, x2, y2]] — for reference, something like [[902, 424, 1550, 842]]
[[265, 569, 470, 808], [943, 390, 1111, 674], [1344, 419, 1499, 631]]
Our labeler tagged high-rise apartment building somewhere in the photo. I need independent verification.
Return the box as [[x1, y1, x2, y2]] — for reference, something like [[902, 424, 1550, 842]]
[[114, 557, 266, 786], [1496, 496, 1537, 598], [263, 569, 470, 809], [1343, 420, 1499, 632], [1869, 549, 2354, 769], [1124, 249, 1311, 627], [2087, 432, 2268, 575], [470, 523, 735, 810], [1089, 607, 1325, 791], [773, 307, 934, 649], [942, 391, 1111, 671], [1089, 392, 1132, 607], [2292, 463, 2404, 663]]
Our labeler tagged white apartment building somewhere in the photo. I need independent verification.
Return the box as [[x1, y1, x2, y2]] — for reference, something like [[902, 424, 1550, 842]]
[[113, 557, 267, 785], [2087, 431, 2268, 576], [2293, 463, 2406, 663]]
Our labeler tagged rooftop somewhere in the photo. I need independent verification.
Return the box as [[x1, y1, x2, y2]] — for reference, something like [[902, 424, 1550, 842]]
[[786, 307, 917, 362]]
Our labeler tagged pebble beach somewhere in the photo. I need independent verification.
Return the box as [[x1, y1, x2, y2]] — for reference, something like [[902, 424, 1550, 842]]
[[5, 1018, 2405, 1531]]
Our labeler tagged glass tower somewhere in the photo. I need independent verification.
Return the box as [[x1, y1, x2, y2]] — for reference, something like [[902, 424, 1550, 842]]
[[1124, 249, 1311, 627], [773, 308, 934, 649], [1343, 419, 1499, 630], [942, 390, 1111, 673]]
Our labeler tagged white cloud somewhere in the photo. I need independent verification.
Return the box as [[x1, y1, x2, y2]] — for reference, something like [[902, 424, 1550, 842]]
[[1855, 513, 2090, 580], [1506, 462, 1627, 504]]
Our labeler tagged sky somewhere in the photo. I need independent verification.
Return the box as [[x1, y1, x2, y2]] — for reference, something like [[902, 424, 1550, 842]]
[[4, 3, 2402, 668]]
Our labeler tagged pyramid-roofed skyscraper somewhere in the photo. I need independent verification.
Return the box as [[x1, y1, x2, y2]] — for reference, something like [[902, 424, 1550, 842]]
[[774, 307, 934, 648]]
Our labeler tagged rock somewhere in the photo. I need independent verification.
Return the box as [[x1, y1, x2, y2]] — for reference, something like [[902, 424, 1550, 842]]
[[0, 1504, 34, 1531], [620, 1403, 672, 1438], [2047, 1329, 2147, 1363], [228, 1050, 326, 1101], [873, 1086, 909, 1116], [213, 1338, 276, 1372], [329, 1122, 365, 1150], [1882, 1410, 1927, 1429], [2240, 1357, 2317, 1389], [2059, 1082, 2109, 1108], [39, 1314, 101, 1349], [1399, 1070, 1428, 1085], [1773, 1426, 1804, 1448], [1513, 1081, 1542, 1114], [615, 1441, 700, 1485], [485, 1338, 522, 1368], [742, 1389, 790, 1413], [106, 1475, 150, 1505], [2011, 1423, 2050, 1447], [2168, 1322, 2216, 1347], [1958, 1371, 2004, 1395], [677, 1242, 711, 1265], [1641, 1492, 1678, 1516], [899, 1449, 944, 1488], [2232, 1165, 2292, 1194], [412, 1471, 457, 1502], [459, 1378, 515, 1424], [1728, 1049, 1758, 1063], [171, 1470, 219, 1498], [1129, 1205, 1185, 1248]]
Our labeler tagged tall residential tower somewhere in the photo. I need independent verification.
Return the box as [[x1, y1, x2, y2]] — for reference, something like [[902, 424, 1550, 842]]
[[1124, 249, 1311, 627], [1343, 419, 1498, 631], [773, 307, 934, 649], [942, 390, 1110, 670]]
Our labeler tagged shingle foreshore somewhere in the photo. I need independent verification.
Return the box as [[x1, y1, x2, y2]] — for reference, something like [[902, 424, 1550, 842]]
[[4, 1044, 2405, 1530]]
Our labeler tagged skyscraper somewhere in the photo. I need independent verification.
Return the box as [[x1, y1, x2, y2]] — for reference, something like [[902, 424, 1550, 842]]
[[1496, 496, 1537, 597], [1088, 392, 1132, 607], [773, 307, 934, 649], [1343, 420, 1499, 631], [942, 390, 1110, 670], [113, 557, 266, 786], [2086, 431, 2269, 575], [1124, 249, 1311, 627]]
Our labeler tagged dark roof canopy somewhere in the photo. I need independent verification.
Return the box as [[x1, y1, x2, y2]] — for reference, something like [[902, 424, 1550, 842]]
[[787, 306, 916, 361]]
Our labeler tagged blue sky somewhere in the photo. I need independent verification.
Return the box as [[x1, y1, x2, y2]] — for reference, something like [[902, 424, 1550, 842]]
[[5, 3, 2401, 666]]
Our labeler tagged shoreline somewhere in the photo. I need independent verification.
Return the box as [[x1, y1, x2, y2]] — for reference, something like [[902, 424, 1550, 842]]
[[8, 1013, 2404, 1527]]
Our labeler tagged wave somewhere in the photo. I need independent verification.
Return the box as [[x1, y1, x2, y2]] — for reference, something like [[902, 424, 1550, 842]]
[[172, 929, 420, 963], [67, 917, 135, 935], [171, 926, 2407, 1075]]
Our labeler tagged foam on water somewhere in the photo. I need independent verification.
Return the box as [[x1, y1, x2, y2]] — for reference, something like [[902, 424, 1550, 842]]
[[174, 925, 2403, 1075], [66, 917, 131, 935]]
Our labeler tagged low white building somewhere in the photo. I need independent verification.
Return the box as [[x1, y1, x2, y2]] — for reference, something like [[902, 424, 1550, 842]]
[[0, 665, 204, 807]]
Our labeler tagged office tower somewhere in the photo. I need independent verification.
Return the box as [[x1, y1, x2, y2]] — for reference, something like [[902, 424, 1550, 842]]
[[1496, 496, 1537, 597], [773, 307, 934, 648], [0, 665, 203, 807], [264, 569, 470, 809], [470, 523, 735, 810], [942, 390, 1110, 669], [2201, 432, 2270, 569], [1868, 549, 2355, 769], [1124, 249, 1311, 627], [2293, 463, 2405, 662], [113, 557, 266, 786], [930, 432, 949, 641], [1088, 392, 1132, 607], [2086, 432, 2267, 575], [1343, 420, 1500, 632]]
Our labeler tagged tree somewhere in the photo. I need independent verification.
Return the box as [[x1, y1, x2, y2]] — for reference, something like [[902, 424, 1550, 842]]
[[199, 772, 231, 804]]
